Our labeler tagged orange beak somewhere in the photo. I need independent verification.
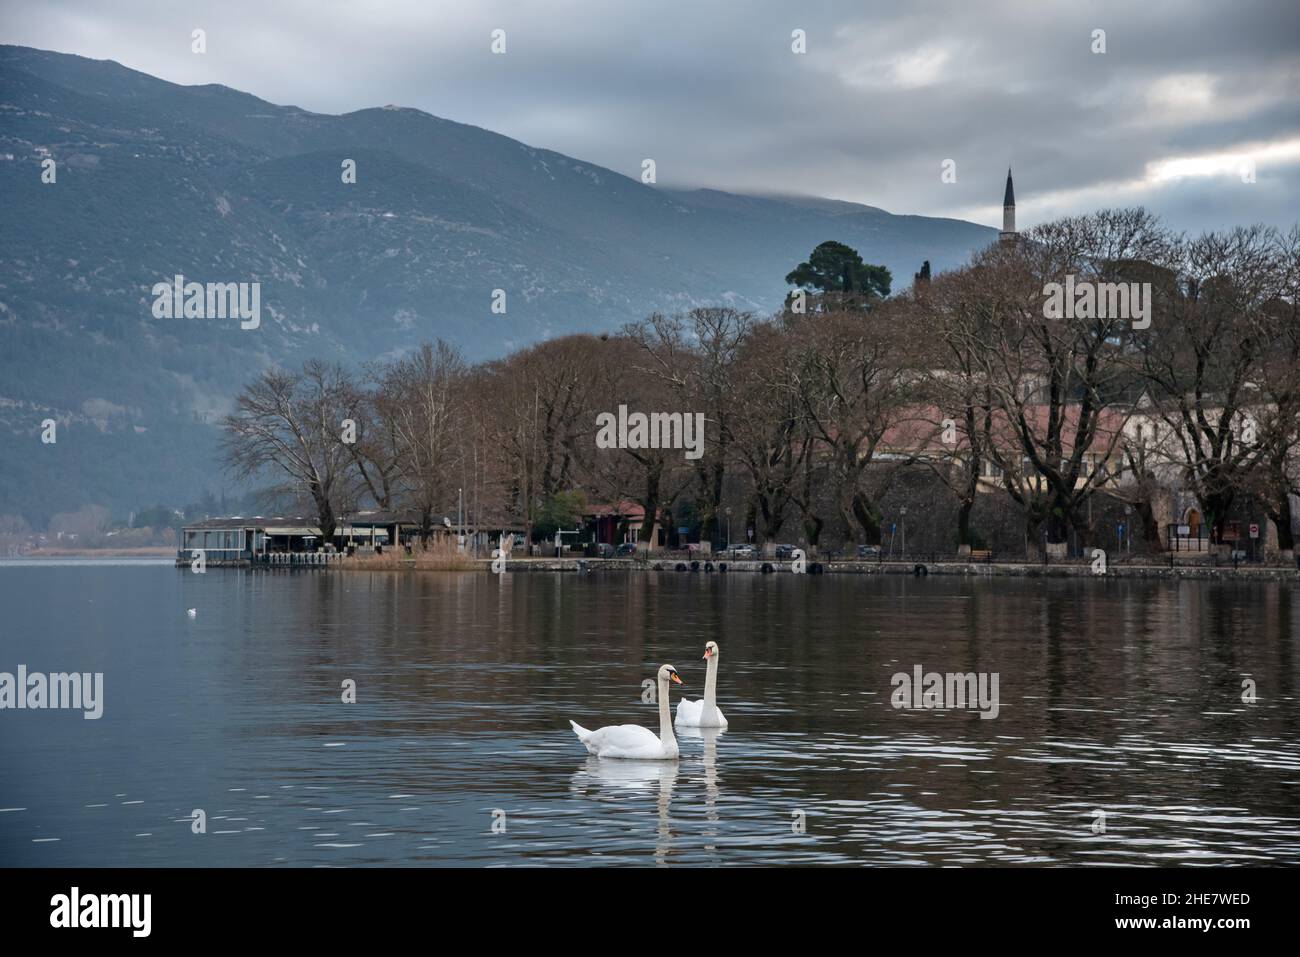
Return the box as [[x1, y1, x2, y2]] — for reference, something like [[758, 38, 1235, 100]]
[[703, 647, 713, 659], [670, 672, 683, 685]]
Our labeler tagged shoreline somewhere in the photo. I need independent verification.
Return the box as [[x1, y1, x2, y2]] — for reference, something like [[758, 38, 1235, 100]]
[[479, 558, 1300, 581], [223, 555, 1300, 581]]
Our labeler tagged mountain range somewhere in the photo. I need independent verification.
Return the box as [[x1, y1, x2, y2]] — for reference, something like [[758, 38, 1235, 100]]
[[0, 44, 997, 525]]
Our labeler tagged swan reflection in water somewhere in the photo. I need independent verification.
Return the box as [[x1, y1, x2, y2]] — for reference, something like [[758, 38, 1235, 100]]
[[677, 725, 723, 855], [568, 726, 726, 865], [571, 756, 680, 865]]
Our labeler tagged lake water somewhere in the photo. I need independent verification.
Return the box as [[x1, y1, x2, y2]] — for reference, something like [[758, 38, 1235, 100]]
[[2, 562, 1298, 867]]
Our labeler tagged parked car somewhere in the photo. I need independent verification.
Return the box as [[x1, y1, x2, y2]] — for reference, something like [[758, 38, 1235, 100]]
[[616, 542, 638, 557], [774, 544, 797, 560], [857, 544, 881, 559], [726, 544, 756, 559], [594, 542, 614, 558]]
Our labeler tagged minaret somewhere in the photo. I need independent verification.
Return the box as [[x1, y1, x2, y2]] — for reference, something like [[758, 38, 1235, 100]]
[[999, 168, 1017, 241]]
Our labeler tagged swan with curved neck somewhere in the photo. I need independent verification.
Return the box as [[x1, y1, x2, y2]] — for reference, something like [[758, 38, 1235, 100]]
[[570, 664, 683, 759], [675, 641, 728, 727]]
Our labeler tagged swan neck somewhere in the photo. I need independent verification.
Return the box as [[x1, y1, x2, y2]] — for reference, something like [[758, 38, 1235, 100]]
[[703, 653, 719, 709], [658, 675, 676, 749]]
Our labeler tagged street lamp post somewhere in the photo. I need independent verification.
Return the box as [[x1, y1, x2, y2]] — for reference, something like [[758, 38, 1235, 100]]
[[900, 506, 908, 559]]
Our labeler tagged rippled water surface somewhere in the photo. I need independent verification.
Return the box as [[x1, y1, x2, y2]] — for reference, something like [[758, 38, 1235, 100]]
[[2, 563, 1299, 866]]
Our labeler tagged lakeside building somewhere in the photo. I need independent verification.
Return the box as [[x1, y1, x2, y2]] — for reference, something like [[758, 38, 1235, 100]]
[[180, 511, 417, 563], [178, 509, 533, 565], [875, 395, 1296, 554], [585, 501, 651, 546], [878, 403, 1128, 493]]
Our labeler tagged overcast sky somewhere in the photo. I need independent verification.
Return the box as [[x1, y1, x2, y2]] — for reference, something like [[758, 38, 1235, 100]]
[[3, 0, 1297, 233]]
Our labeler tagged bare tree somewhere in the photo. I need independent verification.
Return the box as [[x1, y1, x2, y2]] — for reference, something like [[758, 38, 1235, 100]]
[[388, 341, 467, 544], [625, 308, 751, 548], [786, 303, 916, 547], [484, 335, 606, 545], [1139, 224, 1283, 549], [221, 360, 358, 542], [911, 271, 996, 554], [729, 318, 811, 545], [962, 210, 1168, 554], [1246, 226, 1300, 557], [345, 363, 405, 511], [586, 336, 693, 549]]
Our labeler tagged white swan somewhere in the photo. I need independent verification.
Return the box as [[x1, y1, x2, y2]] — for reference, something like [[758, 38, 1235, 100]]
[[675, 641, 728, 728], [570, 664, 683, 760]]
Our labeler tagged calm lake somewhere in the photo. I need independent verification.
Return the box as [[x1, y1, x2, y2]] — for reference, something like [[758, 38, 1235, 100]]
[[2, 561, 1298, 867]]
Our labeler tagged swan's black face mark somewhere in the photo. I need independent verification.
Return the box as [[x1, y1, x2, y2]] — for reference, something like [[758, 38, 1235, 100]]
[[668, 670, 682, 685], [703, 647, 713, 659]]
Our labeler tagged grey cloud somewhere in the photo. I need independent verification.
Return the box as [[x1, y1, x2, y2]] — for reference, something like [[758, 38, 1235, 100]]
[[2, 0, 1296, 233]]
